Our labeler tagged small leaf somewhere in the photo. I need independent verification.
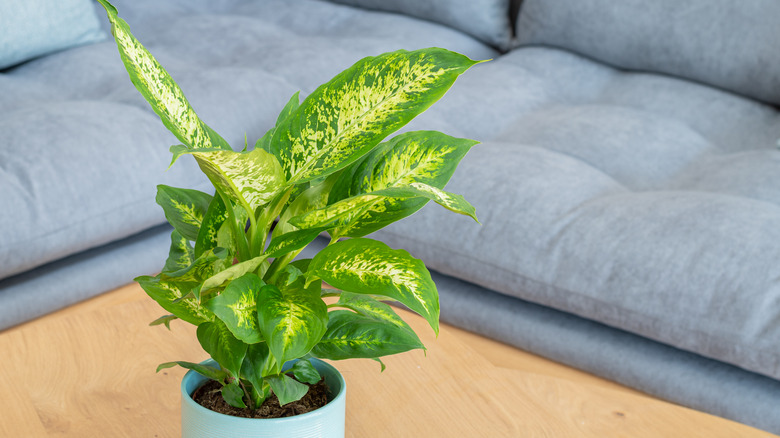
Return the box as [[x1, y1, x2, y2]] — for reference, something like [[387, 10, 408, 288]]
[[264, 228, 327, 259], [372, 182, 478, 222], [149, 314, 178, 330], [290, 360, 321, 385], [155, 185, 213, 241], [156, 361, 227, 383], [136, 275, 213, 325], [205, 273, 265, 344], [161, 247, 231, 284], [256, 284, 328, 367], [256, 91, 301, 153], [222, 380, 247, 409], [308, 238, 440, 334], [162, 230, 195, 273], [267, 374, 309, 406], [201, 255, 267, 292], [312, 310, 425, 360], [194, 195, 228, 258], [197, 320, 249, 377], [337, 292, 414, 332]]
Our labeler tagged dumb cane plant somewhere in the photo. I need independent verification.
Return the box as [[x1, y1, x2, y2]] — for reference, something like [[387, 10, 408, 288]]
[[99, 0, 480, 410]]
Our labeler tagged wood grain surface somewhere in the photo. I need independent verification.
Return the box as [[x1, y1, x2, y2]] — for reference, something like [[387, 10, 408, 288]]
[[0, 284, 774, 437]]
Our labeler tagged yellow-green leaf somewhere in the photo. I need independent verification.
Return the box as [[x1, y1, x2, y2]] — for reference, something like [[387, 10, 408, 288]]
[[308, 238, 439, 335], [96, 0, 229, 151], [256, 284, 328, 367], [267, 48, 479, 184], [205, 273, 264, 344], [135, 275, 213, 325]]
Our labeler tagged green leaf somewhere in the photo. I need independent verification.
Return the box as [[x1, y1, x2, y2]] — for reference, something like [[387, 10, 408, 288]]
[[221, 381, 247, 409], [201, 255, 268, 292], [241, 342, 274, 391], [328, 130, 478, 237], [96, 0, 230, 152], [290, 360, 321, 385], [182, 148, 287, 214], [256, 284, 328, 368], [204, 273, 265, 344], [162, 230, 195, 273], [372, 182, 478, 222], [161, 247, 230, 283], [136, 275, 213, 325], [197, 320, 249, 377], [256, 92, 301, 153], [264, 228, 327, 259], [336, 292, 415, 332], [312, 310, 425, 360], [155, 185, 213, 241], [149, 314, 178, 330], [276, 172, 340, 236], [156, 361, 227, 383], [194, 195, 228, 258], [308, 238, 440, 335], [267, 48, 479, 184], [267, 374, 309, 406]]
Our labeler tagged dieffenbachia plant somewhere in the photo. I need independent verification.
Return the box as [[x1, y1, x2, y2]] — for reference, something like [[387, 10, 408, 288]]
[[98, 0, 480, 409]]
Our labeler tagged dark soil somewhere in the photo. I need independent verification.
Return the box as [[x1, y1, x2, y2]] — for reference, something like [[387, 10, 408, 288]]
[[191, 378, 331, 418]]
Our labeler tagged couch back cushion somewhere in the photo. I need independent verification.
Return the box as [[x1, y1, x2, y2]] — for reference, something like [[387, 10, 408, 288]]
[[515, 0, 780, 105], [0, 0, 105, 70], [327, 0, 513, 51]]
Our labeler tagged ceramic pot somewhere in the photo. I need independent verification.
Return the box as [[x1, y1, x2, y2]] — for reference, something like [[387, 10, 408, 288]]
[[181, 359, 346, 438]]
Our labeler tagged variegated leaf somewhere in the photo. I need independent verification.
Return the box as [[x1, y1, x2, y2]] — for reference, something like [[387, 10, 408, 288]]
[[336, 292, 415, 333], [372, 182, 477, 221], [312, 310, 425, 360], [194, 195, 228, 257], [328, 130, 478, 236], [135, 275, 213, 325], [256, 284, 328, 367], [267, 49, 479, 184], [162, 230, 194, 273], [256, 91, 301, 153], [201, 255, 268, 292], [275, 173, 339, 236], [197, 319, 248, 377], [97, 0, 230, 151], [171, 148, 287, 214], [265, 228, 327, 259], [205, 273, 264, 344], [161, 247, 230, 283], [308, 238, 439, 334], [156, 185, 212, 241]]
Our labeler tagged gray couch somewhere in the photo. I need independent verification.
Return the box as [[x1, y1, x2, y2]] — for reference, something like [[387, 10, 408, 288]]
[[2, 0, 780, 432]]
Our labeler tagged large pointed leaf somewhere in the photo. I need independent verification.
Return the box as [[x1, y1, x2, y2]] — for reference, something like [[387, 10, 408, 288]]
[[267, 49, 479, 184], [308, 238, 439, 335], [96, 0, 229, 151], [204, 273, 264, 344], [197, 319, 248, 377], [312, 310, 425, 360], [371, 183, 477, 221], [329, 130, 478, 236], [169, 148, 287, 214], [135, 275, 213, 325], [162, 230, 194, 273], [256, 284, 328, 367], [275, 172, 339, 236], [256, 92, 301, 153]]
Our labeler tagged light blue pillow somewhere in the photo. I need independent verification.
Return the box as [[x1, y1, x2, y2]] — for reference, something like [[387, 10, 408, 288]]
[[327, 0, 513, 51], [0, 0, 106, 70]]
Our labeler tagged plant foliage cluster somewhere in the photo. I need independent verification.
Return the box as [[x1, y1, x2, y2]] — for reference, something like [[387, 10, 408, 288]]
[[98, 0, 479, 409]]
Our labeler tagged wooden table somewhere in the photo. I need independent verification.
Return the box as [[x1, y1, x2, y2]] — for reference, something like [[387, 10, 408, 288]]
[[0, 284, 774, 437]]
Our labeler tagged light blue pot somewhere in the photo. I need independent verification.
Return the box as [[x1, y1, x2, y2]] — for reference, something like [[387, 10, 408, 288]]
[[181, 359, 346, 438]]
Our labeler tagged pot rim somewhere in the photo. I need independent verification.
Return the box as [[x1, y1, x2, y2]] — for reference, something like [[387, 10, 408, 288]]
[[181, 358, 346, 423]]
